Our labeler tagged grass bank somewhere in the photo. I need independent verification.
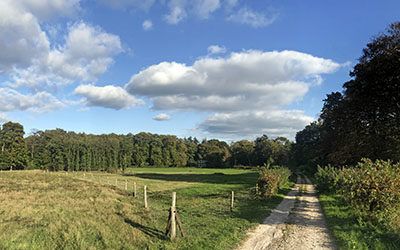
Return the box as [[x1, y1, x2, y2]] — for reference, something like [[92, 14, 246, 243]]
[[0, 168, 291, 249], [319, 193, 400, 250]]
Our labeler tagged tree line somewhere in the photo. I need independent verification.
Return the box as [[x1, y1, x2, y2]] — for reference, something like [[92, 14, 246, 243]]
[[0, 124, 292, 171]]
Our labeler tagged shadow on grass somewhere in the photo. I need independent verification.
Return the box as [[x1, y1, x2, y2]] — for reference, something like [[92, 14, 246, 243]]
[[133, 172, 258, 185], [117, 213, 166, 240], [125, 218, 166, 240]]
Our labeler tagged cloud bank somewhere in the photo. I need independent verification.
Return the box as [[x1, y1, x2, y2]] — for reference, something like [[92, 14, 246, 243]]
[[0, 88, 65, 113], [124, 50, 340, 138], [0, 0, 124, 113]]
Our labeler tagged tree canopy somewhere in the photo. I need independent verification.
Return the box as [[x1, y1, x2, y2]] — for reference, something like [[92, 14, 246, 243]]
[[0, 122, 28, 170]]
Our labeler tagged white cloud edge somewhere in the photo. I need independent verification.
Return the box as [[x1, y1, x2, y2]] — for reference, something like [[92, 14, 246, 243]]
[[74, 84, 143, 110]]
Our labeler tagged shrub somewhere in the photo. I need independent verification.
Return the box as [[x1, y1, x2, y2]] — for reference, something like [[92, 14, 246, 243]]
[[257, 166, 291, 197], [314, 165, 341, 193], [339, 159, 400, 217]]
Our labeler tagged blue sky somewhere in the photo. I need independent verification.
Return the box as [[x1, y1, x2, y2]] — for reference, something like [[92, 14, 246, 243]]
[[0, 0, 399, 141]]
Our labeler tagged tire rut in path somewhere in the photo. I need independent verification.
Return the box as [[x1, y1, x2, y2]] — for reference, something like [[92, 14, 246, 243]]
[[237, 176, 336, 250]]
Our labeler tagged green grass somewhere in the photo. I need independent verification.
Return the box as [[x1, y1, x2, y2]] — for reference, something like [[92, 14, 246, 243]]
[[319, 193, 400, 250], [0, 168, 291, 249]]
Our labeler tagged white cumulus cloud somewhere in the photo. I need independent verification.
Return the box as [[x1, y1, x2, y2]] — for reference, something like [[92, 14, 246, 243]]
[[9, 22, 123, 91], [75, 84, 143, 110], [0, 1, 50, 72], [0, 88, 65, 113], [124, 49, 340, 138], [11, 0, 81, 20], [153, 113, 171, 121], [126, 50, 340, 112]]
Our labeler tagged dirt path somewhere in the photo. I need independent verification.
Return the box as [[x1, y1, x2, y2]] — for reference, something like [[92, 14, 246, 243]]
[[237, 176, 335, 250]]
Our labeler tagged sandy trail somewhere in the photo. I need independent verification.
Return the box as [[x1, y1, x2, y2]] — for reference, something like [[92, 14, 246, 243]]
[[237, 176, 335, 250]]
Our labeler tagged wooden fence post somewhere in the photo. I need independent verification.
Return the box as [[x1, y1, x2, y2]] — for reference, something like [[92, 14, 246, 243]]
[[170, 192, 177, 239], [133, 182, 137, 197], [230, 191, 234, 212], [165, 192, 184, 239], [125, 180, 128, 190], [144, 185, 148, 209]]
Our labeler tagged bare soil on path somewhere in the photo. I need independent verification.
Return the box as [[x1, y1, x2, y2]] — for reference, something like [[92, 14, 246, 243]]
[[237, 176, 336, 250]]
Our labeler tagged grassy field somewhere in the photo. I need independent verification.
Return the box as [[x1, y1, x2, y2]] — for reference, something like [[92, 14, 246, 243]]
[[319, 194, 400, 250], [0, 168, 291, 250]]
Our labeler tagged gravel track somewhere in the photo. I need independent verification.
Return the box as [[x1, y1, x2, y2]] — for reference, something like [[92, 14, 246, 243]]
[[237, 176, 335, 250]]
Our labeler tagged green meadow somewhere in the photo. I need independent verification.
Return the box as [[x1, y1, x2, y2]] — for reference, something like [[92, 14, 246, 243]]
[[0, 168, 290, 249]]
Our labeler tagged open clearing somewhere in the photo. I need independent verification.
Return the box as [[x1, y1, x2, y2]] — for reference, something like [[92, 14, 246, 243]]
[[0, 168, 290, 249], [238, 177, 335, 250]]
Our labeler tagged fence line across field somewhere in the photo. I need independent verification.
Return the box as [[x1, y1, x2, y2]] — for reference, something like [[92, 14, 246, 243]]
[[54, 171, 254, 232]]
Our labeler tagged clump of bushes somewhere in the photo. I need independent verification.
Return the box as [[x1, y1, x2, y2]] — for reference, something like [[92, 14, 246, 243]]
[[340, 159, 400, 216], [314, 165, 341, 193], [315, 159, 400, 227], [257, 167, 291, 197]]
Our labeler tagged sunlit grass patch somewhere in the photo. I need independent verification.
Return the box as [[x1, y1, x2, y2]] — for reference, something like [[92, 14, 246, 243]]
[[319, 194, 400, 250]]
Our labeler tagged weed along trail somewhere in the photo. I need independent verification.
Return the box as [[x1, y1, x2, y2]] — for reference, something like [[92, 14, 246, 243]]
[[238, 176, 335, 250]]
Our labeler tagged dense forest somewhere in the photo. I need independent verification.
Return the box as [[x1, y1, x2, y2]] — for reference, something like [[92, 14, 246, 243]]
[[0, 124, 292, 171], [1, 22, 399, 173]]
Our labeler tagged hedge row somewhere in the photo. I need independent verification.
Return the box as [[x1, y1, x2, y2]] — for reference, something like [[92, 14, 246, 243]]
[[315, 159, 400, 229]]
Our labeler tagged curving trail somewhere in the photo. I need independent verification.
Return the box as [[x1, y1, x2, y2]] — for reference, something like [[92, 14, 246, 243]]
[[237, 176, 335, 250]]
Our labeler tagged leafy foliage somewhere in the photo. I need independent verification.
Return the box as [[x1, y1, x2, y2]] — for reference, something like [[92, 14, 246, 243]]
[[197, 139, 231, 168], [316, 159, 400, 233], [0, 122, 28, 170], [231, 140, 254, 166], [231, 135, 292, 168], [257, 167, 291, 197], [314, 165, 341, 193], [340, 159, 400, 216]]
